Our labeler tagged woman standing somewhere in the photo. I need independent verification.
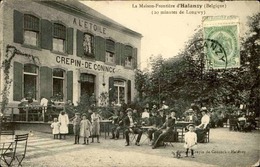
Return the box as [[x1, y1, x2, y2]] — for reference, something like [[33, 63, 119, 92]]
[[58, 111, 69, 139], [91, 109, 101, 143]]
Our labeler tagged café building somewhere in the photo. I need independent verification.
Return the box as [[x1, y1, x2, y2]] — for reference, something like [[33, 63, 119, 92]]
[[0, 1, 142, 109]]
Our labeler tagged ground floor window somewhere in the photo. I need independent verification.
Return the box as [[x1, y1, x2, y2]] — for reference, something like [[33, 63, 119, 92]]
[[80, 73, 95, 96], [114, 80, 126, 105], [23, 64, 38, 100], [53, 68, 65, 101]]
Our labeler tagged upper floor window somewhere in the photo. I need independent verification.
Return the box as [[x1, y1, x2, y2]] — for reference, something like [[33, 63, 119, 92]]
[[24, 14, 39, 46], [125, 45, 133, 68], [53, 23, 66, 53], [83, 33, 94, 57], [106, 39, 115, 64]]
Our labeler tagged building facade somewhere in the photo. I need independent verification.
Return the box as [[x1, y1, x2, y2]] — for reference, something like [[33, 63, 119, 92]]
[[0, 1, 142, 109]]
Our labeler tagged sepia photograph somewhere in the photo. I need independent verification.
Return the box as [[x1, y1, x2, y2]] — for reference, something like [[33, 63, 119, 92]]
[[0, 0, 259, 166]]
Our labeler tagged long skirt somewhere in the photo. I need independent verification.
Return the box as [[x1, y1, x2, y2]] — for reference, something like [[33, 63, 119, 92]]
[[92, 121, 100, 136], [195, 129, 206, 143]]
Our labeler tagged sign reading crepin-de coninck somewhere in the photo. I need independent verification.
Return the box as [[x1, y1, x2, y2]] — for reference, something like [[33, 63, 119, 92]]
[[203, 16, 240, 69]]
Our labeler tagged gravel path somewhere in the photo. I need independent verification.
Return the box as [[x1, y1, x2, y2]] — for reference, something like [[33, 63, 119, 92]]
[[3, 128, 259, 167]]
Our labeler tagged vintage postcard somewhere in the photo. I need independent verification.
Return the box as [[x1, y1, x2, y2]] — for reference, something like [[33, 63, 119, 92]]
[[0, 0, 259, 166]]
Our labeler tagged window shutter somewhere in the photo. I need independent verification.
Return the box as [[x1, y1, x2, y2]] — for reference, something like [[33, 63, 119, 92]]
[[40, 66, 52, 99], [67, 71, 73, 102], [121, 44, 126, 66], [94, 36, 100, 60], [41, 19, 53, 50], [115, 42, 122, 65], [108, 77, 114, 104], [13, 10, 24, 44], [13, 62, 23, 101], [106, 40, 115, 53], [76, 29, 84, 57], [94, 36, 106, 62], [133, 48, 138, 69], [127, 80, 131, 104], [67, 28, 74, 55]]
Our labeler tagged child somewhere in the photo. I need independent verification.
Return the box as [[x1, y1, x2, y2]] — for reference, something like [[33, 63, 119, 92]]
[[80, 113, 92, 145], [184, 124, 197, 158], [50, 118, 60, 139], [72, 112, 81, 144]]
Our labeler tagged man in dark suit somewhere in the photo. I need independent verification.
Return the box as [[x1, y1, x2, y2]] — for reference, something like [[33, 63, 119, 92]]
[[124, 108, 143, 146], [110, 111, 125, 139], [147, 110, 163, 144]]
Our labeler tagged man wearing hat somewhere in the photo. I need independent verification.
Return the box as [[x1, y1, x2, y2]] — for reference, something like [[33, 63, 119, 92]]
[[72, 112, 81, 144], [124, 108, 143, 146], [195, 107, 210, 143]]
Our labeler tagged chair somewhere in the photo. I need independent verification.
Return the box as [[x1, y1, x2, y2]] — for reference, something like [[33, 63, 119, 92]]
[[175, 126, 185, 142], [129, 132, 137, 143], [237, 120, 246, 132], [162, 129, 180, 147], [0, 122, 15, 141], [1, 133, 29, 167], [163, 133, 175, 147], [229, 117, 238, 131], [204, 129, 210, 143]]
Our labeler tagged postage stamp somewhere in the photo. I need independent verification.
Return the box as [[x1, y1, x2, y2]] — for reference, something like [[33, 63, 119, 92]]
[[204, 25, 240, 69]]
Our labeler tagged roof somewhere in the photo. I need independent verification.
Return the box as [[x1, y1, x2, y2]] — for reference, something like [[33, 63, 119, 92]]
[[38, 1, 142, 38]]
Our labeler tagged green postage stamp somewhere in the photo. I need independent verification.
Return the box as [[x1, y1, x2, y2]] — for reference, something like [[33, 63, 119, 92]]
[[203, 16, 240, 69]]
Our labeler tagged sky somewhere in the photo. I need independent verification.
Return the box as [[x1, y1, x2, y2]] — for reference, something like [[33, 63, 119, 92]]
[[81, 1, 259, 69]]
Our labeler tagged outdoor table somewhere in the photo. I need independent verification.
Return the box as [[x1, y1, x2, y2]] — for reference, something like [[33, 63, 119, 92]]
[[175, 121, 193, 127], [100, 120, 112, 139]]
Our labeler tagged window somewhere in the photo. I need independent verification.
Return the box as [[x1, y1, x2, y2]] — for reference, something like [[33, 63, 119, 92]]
[[125, 45, 133, 67], [23, 64, 38, 100], [106, 39, 115, 64], [83, 33, 94, 57], [53, 23, 66, 52], [125, 56, 132, 67], [106, 52, 115, 63], [114, 80, 126, 105], [80, 73, 95, 96], [53, 68, 65, 101], [24, 14, 39, 46]]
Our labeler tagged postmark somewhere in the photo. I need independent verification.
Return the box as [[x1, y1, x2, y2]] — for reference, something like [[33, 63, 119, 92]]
[[188, 38, 228, 73], [204, 25, 240, 69]]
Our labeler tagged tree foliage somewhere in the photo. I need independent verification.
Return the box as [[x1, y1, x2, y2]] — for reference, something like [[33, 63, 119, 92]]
[[135, 13, 260, 115]]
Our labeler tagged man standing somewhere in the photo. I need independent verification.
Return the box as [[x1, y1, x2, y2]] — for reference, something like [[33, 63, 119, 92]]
[[124, 108, 143, 146], [40, 96, 48, 122]]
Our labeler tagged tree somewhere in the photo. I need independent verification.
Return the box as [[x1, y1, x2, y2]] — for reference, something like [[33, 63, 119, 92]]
[[134, 13, 260, 116]]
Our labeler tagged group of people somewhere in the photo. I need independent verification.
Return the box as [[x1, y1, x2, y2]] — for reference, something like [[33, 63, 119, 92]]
[[109, 106, 210, 155], [229, 111, 257, 132], [50, 110, 102, 145], [50, 105, 211, 158]]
